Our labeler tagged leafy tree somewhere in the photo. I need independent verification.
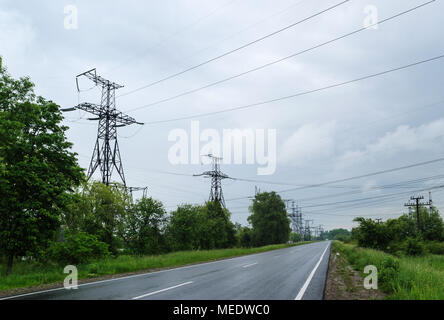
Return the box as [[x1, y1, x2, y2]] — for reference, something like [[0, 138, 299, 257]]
[[166, 204, 205, 251], [352, 217, 391, 250], [63, 182, 130, 255], [385, 214, 416, 243], [421, 207, 444, 241], [248, 192, 291, 246], [289, 232, 302, 243], [238, 226, 253, 247], [200, 201, 237, 249], [322, 228, 351, 241], [0, 62, 83, 274], [122, 197, 167, 255]]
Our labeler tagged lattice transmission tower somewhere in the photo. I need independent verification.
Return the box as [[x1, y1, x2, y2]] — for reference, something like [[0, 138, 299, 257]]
[[194, 154, 230, 208], [63, 69, 143, 187]]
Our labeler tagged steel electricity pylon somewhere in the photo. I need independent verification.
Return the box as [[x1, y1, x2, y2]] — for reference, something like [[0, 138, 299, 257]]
[[194, 154, 230, 208], [63, 69, 143, 187]]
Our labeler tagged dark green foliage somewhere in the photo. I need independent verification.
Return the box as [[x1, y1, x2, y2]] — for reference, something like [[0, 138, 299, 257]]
[[248, 192, 291, 246], [421, 207, 444, 241], [289, 232, 302, 243], [239, 227, 253, 247], [352, 210, 444, 256], [200, 201, 237, 250], [63, 182, 130, 255], [166, 204, 205, 251], [166, 201, 237, 251], [424, 241, 444, 255], [352, 217, 391, 250], [379, 256, 400, 292], [48, 232, 110, 265], [403, 238, 425, 256], [321, 228, 351, 241], [122, 197, 168, 255], [0, 62, 84, 273]]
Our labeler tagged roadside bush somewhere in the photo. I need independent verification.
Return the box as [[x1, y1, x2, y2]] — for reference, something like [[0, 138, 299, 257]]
[[335, 234, 351, 242], [424, 241, 444, 255], [48, 232, 110, 265], [379, 256, 400, 292], [403, 238, 425, 256]]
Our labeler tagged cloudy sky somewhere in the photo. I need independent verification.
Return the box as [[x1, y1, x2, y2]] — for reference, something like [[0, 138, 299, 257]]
[[1, 0, 444, 231]]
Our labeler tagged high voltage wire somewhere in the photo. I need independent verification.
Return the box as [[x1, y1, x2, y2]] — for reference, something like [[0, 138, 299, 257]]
[[301, 184, 444, 209], [302, 188, 444, 216], [297, 174, 444, 203], [117, 0, 351, 98], [106, 0, 240, 73], [225, 156, 444, 201], [125, 0, 436, 112], [139, 54, 444, 124]]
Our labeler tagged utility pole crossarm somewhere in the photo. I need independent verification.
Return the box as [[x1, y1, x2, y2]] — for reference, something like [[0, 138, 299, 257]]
[[73, 103, 143, 126], [76, 68, 123, 91]]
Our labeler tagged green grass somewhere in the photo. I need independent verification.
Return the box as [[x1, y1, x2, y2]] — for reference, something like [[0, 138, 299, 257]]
[[333, 241, 444, 300], [0, 242, 314, 292]]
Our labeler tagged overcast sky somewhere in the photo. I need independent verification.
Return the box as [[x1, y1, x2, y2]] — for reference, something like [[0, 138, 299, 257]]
[[1, 0, 444, 231]]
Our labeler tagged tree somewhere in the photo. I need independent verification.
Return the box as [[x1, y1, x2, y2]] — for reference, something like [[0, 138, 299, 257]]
[[248, 192, 291, 246], [421, 207, 444, 241], [289, 232, 302, 243], [63, 182, 130, 255], [352, 217, 391, 250], [322, 228, 351, 241], [122, 197, 167, 255], [0, 62, 83, 274], [200, 201, 237, 250], [166, 204, 205, 251]]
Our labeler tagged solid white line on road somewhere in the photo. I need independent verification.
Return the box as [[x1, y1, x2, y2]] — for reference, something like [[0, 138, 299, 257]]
[[242, 262, 258, 268], [294, 243, 330, 300], [132, 281, 193, 300]]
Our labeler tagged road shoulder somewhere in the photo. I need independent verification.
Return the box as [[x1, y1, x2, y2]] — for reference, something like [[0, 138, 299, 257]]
[[324, 244, 386, 300]]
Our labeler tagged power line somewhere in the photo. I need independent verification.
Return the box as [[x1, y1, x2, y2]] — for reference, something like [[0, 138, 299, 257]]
[[126, 0, 436, 112], [106, 0, 240, 73], [225, 156, 444, 201], [301, 184, 444, 209], [140, 53, 444, 124], [117, 0, 351, 98], [297, 173, 444, 203]]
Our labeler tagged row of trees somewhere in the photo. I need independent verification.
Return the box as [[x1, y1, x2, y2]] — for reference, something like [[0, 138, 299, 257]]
[[60, 184, 292, 258], [352, 207, 444, 255]]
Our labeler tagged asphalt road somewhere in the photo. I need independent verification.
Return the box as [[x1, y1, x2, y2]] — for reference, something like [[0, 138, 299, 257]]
[[2, 241, 331, 300]]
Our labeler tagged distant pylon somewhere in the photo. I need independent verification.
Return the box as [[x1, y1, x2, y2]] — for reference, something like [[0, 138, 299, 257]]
[[194, 154, 230, 208]]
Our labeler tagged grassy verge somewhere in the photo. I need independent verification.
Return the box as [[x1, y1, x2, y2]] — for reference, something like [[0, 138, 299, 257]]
[[333, 241, 444, 300], [0, 241, 313, 292]]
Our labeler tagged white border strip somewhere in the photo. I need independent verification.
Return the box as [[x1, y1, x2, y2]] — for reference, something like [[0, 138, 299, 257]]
[[295, 242, 330, 300], [132, 281, 193, 300]]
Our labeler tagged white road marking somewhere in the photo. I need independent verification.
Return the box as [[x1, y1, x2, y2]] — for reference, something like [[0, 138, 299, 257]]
[[242, 262, 258, 268], [294, 243, 330, 300], [132, 281, 193, 300]]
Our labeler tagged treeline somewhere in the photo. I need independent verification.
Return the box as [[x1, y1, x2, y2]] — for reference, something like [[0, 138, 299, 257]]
[[319, 228, 351, 242], [57, 183, 292, 261], [351, 207, 444, 256]]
